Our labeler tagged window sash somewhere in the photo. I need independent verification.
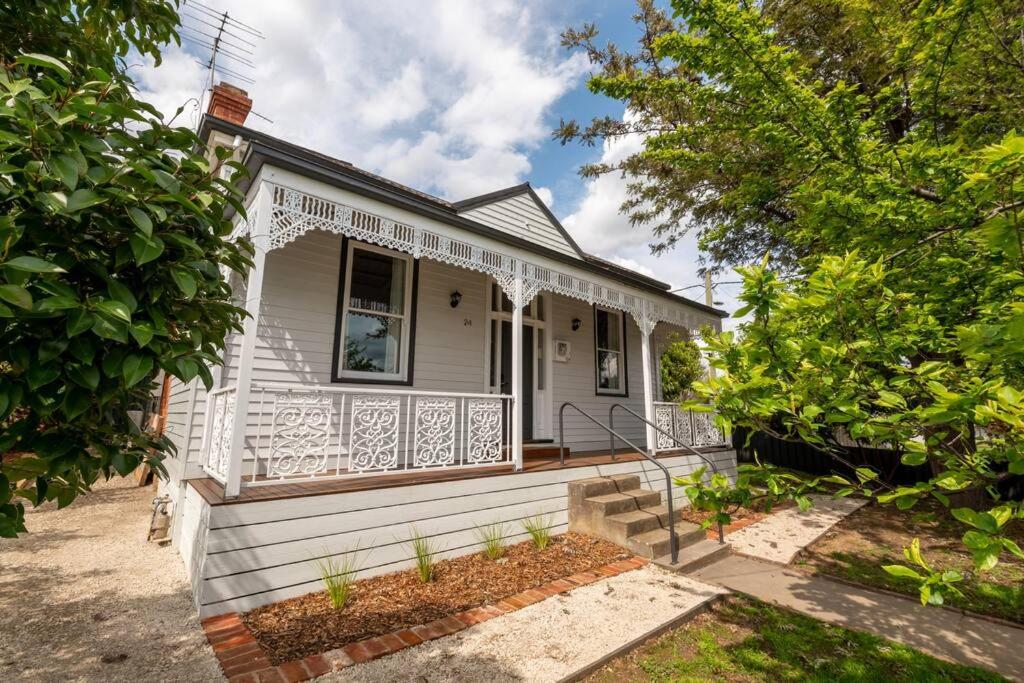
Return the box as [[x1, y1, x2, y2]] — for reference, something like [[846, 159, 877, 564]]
[[595, 306, 625, 395], [338, 242, 413, 381]]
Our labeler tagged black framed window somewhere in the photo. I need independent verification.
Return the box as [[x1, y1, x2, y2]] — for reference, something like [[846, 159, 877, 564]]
[[594, 305, 627, 396], [331, 239, 418, 385]]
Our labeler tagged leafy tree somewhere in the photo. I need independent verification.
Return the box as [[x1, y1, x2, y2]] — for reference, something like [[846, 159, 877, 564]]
[[658, 333, 702, 401], [560, 0, 1024, 605], [0, 0, 251, 536]]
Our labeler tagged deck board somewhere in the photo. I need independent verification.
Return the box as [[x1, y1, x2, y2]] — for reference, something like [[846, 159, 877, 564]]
[[186, 446, 732, 506]]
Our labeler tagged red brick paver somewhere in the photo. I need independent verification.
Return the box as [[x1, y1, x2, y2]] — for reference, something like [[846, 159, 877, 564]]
[[201, 555, 647, 681]]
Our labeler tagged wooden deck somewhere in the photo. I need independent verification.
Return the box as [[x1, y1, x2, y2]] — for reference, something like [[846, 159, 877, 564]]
[[187, 447, 731, 506]]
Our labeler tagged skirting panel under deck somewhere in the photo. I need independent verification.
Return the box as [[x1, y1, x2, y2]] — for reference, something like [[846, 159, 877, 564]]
[[183, 450, 737, 617]]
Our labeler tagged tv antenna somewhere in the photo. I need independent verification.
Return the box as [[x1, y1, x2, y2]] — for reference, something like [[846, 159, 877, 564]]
[[179, 0, 272, 125]]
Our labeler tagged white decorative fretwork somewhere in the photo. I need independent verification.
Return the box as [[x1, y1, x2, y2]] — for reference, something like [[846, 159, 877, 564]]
[[349, 396, 401, 472], [413, 397, 456, 467], [262, 184, 710, 332], [205, 390, 236, 481], [654, 403, 677, 450], [652, 402, 724, 451], [692, 410, 725, 447], [267, 392, 333, 477], [467, 398, 504, 463]]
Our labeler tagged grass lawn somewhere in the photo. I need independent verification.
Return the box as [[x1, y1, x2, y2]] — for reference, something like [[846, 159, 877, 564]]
[[793, 500, 1024, 624], [585, 596, 1004, 682]]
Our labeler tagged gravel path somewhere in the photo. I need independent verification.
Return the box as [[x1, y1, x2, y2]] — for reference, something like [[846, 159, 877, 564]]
[[726, 494, 868, 563], [0, 477, 221, 683], [324, 566, 726, 682]]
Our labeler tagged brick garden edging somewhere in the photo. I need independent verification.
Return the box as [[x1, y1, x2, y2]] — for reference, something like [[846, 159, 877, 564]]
[[201, 556, 649, 682]]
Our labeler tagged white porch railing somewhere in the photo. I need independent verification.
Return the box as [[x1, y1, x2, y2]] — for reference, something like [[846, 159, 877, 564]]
[[652, 402, 728, 451], [201, 385, 237, 484], [202, 382, 515, 487]]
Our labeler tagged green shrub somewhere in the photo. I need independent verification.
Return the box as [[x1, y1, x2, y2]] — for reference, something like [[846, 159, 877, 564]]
[[475, 521, 507, 560], [407, 526, 438, 582], [314, 549, 360, 609], [521, 513, 553, 550]]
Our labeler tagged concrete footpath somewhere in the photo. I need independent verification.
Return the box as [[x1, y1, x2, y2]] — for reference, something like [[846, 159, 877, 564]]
[[693, 554, 1024, 682]]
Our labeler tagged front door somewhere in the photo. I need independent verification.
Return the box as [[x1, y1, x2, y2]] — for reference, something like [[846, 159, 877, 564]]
[[498, 321, 534, 440]]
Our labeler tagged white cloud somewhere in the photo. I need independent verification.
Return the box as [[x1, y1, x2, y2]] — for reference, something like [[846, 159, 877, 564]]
[[534, 186, 554, 208], [134, 0, 586, 200]]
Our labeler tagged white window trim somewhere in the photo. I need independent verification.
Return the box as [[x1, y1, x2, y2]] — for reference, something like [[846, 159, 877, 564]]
[[337, 240, 414, 383], [594, 305, 626, 396]]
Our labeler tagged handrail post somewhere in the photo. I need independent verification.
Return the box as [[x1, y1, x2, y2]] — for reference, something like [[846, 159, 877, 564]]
[[559, 401, 678, 564], [558, 403, 566, 466], [607, 405, 617, 461]]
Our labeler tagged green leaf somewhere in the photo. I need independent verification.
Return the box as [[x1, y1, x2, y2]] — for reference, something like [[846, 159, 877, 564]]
[[171, 267, 197, 299], [972, 544, 1001, 572], [854, 467, 878, 483], [38, 338, 68, 363], [128, 207, 153, 237], [66, 189, 105, 212], [2, 256, 65, 273], [62, 389, 91, 420], [66, 309, 95, 336], [122, 354, 154, 387], [26, 364, 60, 390], [107, 280, 137, 313], [129, 233, 164, 265], [0, 285, 33, 310], [129, 322, 154, 348], [37, 295, 79, 312], [68, 364, 100, 390], [16, 53, 71, 80], [882, 564, 923, 581], [94, 300, 131, 323], [49, 154, 78, 190]]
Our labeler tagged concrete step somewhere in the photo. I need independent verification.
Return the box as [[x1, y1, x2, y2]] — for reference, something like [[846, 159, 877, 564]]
[[584, 489, 661, 515], [653, 539, 732, 573], [568, 475, 641, 499], [604, 504, 684, 539], [626, 522, 707, 559]]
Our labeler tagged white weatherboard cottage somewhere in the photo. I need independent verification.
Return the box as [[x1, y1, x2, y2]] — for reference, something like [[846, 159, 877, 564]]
[[158, 84, 736, 617]]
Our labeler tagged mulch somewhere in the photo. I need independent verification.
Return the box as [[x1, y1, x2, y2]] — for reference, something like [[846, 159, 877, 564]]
[[242, 532, 630, 664]]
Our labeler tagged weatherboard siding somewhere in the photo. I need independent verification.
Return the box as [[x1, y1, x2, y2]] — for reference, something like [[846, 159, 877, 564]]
[[460, 192, 581, 259], [192, 448, 737, 617]]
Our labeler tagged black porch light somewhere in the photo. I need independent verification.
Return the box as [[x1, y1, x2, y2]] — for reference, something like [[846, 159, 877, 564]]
[[450, 290, 462, 308], [571, 317, 582, 331]]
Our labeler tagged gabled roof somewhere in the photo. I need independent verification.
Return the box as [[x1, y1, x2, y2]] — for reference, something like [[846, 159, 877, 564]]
[[453, 183, 588, 260], [199, 115, 726, 317]]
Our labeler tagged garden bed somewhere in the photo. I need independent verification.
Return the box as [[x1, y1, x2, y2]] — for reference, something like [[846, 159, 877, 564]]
[[679, 499, 792, 537], [242, 532, 630, 664], [584, 595, 1002, 682], [794, 500, 1024, 625]]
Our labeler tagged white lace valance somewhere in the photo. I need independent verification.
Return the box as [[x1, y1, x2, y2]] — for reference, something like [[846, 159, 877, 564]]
[[251, 182, 708, 333]]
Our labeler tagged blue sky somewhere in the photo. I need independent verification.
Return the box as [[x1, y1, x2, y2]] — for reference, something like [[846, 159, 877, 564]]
[[137, 0, 740, 319]]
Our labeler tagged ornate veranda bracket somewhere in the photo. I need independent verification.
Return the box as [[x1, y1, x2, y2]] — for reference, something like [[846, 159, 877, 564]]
[[262, 182, 706, 330]]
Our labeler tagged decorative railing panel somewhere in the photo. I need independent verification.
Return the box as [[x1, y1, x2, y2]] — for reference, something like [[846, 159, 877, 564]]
[[202, 386, 237, 484], [232, 383, 514, 486], [652, 402, 728, 451]]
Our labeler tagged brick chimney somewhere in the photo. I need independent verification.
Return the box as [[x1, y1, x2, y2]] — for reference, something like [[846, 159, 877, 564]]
[[207, 82, 252, 126]]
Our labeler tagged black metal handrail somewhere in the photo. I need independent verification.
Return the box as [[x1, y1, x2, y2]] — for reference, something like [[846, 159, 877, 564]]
[[609, 403, 725, 543], [558, 402, 679, 564]]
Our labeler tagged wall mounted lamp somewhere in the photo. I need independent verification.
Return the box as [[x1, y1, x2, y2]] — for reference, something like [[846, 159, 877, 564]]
[[571, 317, 582, 331], [450, 291, 462, 308]]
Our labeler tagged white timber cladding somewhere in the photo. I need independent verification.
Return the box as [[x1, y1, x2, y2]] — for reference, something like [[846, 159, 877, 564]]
[[253, 166, 713, 332], [459, 192, 582, 259], [191, 449, 738, 617], [165, 167, 720, 474]]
